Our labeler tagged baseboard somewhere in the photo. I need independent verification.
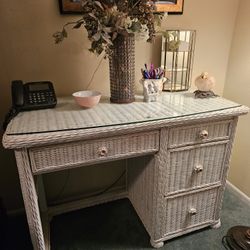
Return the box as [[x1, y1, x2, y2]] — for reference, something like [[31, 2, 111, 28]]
[[226, 181, 250, 206]]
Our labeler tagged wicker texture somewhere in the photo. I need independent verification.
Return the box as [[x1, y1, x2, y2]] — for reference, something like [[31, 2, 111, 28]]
[[109, 34, 135, 103], [2, 93, 249, 250], [168, 119, 232, 148], [213, 118, 239, 221], [128, 128, 169, 240], [15, 150, 45, 250], [165, 141, 228, 194], [29, 131, 159, 174], [3, 106, 248, 150], [4, 93, 244, 136], [128, 156, 156, 236], [127, 117, 241, 246], [163, 187, 219, 236]]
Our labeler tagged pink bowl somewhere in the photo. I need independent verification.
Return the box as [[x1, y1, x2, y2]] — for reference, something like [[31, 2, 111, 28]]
[[72, 90, 101, 108]]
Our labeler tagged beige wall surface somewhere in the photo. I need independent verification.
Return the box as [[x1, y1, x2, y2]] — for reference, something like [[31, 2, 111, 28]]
[[224, 0, 250, 197], [0, 0, 239, 211]]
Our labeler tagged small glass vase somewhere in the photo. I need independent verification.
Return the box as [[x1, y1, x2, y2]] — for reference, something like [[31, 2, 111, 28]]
[[109, 34, 135, 103]]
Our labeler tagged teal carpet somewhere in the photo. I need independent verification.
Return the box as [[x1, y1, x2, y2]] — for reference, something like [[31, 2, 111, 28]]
[[4, 187, 250, 250]]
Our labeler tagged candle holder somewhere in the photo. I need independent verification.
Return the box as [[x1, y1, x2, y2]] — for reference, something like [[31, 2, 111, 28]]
[[161, 30, 196, 92]]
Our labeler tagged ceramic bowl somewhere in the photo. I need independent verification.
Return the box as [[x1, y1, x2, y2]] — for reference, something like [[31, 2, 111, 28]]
[[72, 90, 101, 108]]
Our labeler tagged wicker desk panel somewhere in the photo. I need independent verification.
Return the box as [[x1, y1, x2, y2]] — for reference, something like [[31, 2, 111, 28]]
[[162, 186, 220, 239], [168, 119, 232, 148], [164, 141, 228, 195], [29, 131, 159, 174]]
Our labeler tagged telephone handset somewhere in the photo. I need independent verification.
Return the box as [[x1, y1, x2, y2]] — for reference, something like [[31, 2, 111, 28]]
[[3, 80, 57, 130], [11, 80, 24, 107]]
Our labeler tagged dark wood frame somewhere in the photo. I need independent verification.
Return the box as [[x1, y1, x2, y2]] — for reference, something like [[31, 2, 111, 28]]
[[58, 0, 82, 14], [58, 0, 184, 15], [155, 0, 184, 14]]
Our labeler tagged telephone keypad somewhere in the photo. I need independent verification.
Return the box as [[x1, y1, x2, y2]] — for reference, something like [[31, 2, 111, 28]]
[[28, 91, 55, 105]]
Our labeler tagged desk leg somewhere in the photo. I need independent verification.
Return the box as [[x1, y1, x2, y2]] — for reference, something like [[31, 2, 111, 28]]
[[15, 149, 45, 250], [36, 176, 51, 250]]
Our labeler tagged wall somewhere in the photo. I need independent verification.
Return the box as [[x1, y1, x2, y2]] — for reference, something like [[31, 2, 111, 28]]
[[223, 0, 250, 197], [0, 0, 239, 211]]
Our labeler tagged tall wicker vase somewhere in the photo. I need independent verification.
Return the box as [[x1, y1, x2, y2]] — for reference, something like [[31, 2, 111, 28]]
[[109, 34, 135, 103]]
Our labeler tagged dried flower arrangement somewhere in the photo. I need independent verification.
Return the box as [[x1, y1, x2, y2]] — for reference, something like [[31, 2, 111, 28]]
[[53, 0, 163, 56]]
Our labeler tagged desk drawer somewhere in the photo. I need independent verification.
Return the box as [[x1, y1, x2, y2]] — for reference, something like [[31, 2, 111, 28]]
[[163, 187, 219, 237], [168, 120, 232, 148], [29, 131, 159, 174], [165, 141, 228, 195]]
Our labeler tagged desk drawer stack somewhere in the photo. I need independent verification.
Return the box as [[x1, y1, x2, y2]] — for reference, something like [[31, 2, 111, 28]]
[[162, 119, 234, 240], [128, 118, 238, 248]]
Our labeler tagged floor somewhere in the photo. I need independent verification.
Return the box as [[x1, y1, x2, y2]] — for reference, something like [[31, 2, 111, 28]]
[[2, 186, 250, 250]]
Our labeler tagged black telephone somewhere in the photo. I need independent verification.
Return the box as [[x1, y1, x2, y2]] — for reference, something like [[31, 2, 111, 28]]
[[3, 80, 57, 130], [11, 80, 57, 110]]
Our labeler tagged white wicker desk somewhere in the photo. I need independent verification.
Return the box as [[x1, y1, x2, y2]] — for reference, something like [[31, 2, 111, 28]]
[[2, 93, 249, 249]]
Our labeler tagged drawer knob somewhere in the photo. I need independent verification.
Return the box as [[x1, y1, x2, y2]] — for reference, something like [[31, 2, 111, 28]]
[[199, 130, 208, 139], [98, 146, 108, 157], [194, 165, 203, 173], [189, 208, 197, 215]]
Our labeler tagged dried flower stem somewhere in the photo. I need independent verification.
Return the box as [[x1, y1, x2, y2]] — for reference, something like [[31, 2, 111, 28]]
[[86, 55, 105, 90]]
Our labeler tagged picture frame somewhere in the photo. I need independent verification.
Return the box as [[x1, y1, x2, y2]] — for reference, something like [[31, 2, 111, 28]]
[[155, 0, 184, 14], [58, 0, 82, 14], [58, 0, 184, 15]]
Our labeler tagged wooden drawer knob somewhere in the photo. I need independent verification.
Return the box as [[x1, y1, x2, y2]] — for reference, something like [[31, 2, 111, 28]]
[[98, 146, 108, 157], [194, 165, 203, 173], [189, 208, 197, 215], [199, 130, 208, 139]]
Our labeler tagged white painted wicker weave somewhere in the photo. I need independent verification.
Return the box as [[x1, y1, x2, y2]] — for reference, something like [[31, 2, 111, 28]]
[[2, 92, 249, 250]]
